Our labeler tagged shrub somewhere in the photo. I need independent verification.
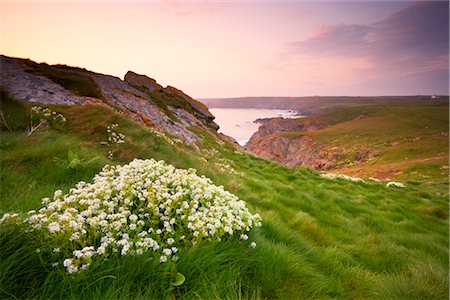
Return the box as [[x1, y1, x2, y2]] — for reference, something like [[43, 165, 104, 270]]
[[10, 159, 261, 273]]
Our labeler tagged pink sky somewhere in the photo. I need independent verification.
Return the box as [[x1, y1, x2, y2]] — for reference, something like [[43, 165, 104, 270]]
[[0, 1, 448, 97]]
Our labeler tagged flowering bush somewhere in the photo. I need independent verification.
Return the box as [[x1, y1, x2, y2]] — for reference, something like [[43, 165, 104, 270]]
[[23, 159, 261, 273], [28, 106, 66, 136]]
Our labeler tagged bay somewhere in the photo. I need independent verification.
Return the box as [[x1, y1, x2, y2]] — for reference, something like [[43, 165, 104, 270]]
[[210, 108, 299, 146]]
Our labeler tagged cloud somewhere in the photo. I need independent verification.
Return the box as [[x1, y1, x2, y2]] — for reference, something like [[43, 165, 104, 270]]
[[370, 1, 448, 68], [285, 1, 449, 94], [288, 23, 372, 57]]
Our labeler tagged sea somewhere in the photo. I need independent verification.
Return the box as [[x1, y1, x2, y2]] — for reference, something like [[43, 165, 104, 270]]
[[209, 108, 299, 146]]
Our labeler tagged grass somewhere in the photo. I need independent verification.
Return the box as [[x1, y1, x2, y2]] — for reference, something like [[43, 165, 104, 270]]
[[0, 97, 448, 299], [129, 82, 208, 125], [271, 102, 449, 182], [24, 60, 103, 99]]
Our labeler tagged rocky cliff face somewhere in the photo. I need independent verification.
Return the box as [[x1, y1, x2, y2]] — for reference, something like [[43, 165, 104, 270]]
[[247, 118, 324, 145], [0, 55, 220, 147], [123, 71, 217, 130], [245, 118, 340, 170]]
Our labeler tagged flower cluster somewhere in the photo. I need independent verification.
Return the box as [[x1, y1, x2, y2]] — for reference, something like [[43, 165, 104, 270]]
[[202, 148, 219, 158], [28, 106, 66, 136], [386, 181, 406, 188], [31, 106, 67, 124], [320, 173, 365, 183], [24, 159, 261, 273], [217, 160, 245, 177], [0, 213, 19, 224], [101, 124, 125, 159], [150, 130, 181, 146], [105, 124, 125, 145]]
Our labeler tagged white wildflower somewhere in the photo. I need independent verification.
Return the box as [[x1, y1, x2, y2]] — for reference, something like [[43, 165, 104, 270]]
[[240, 234, 248, 240], [19, 158, 262, 273], [386, 181, 406, 188], [48, 222, 60, 233]]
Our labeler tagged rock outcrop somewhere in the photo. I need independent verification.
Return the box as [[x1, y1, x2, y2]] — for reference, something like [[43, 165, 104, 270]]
[[0, 55, 220, 147], [165, 86, 218, 130], [123, 72, 218, 131], [124, 71, 162, 93], [247, 118, 325, 146], [245, 118, 339, 170], [0, 56, 85, 105]]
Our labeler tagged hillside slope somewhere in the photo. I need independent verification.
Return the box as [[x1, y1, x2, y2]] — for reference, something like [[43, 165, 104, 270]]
[[0, 57, 448, 299], [1, 55, 221, 147], [246, 103, 449, 183]]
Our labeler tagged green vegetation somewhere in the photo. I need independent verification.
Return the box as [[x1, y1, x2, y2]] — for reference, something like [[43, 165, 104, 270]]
[[24, 60, 103, 99], [278, 102, 449, 182], [129, 84, 196, 123], [0, 96, 448, 299]]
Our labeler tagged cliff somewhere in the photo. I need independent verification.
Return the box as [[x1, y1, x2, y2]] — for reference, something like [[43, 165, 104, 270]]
[[245, 104, 449, 180], [245, 118, 336, 170], [0, 55, 220, 147]]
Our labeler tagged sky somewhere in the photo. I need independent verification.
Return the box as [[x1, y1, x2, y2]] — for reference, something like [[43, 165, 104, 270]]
[[0, 0, 448, 98]]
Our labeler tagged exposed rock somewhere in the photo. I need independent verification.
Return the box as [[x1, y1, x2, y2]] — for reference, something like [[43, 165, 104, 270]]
[[170, 107, 201, 127], [0, 55, 85, 105], [0, 55, 223, 147], [247, 134, 331, 169], [72, 71, 204, 147], [124, 71, 162, 93], [247, 118, 325, 147], [245, 117, 338, 169], [219, 133, 240, 147], [253, 118, 273, 124], [123, 71, 218, 131], [165, 85, 218, 130]]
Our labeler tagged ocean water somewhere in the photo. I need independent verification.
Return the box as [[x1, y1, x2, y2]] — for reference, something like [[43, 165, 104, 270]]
[[210, 108, 299, 146]]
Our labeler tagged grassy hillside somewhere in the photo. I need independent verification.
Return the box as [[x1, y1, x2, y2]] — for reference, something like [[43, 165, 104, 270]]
[[0, 96, 448, 299], [273, 102, 449, 182]]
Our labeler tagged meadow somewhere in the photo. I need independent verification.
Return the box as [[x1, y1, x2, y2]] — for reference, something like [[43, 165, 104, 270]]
[[277, 102, 449, 182], [0, 95, 448, 299]]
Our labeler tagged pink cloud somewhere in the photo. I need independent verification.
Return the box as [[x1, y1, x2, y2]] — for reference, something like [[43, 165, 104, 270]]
[[284, 1, 449, 94]]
